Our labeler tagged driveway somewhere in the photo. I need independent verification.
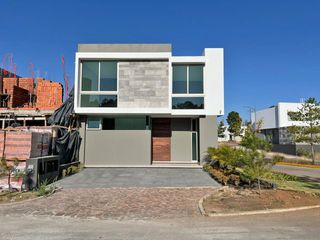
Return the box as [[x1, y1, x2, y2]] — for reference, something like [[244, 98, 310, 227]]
[[56, 168, 220, 188], [273, 165, 320, 182]]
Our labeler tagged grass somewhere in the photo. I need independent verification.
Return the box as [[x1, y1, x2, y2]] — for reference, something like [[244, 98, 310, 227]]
[[265, 172, 320, 194], [0, 191, 38, 204]]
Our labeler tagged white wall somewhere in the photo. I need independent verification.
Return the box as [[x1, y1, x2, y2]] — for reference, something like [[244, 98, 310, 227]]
[[277, 102, 305, 128], [252, 107, 277, 129]]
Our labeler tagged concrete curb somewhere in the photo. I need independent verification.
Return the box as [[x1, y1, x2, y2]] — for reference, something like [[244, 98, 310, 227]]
[[276, 162, 320, 169], [198, 191, 320, 217]]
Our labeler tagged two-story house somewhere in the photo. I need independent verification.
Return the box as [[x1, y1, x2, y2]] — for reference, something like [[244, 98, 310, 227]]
[[74, 44, 224, 166]]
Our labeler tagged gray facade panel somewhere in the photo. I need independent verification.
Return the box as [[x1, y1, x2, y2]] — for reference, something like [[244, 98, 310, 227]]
[[84, 130, 151, 166], [171, 131, 192, 162], [199, 116, 217, 163], [78, 44, 171, 53], [118, 61, 169, 108]]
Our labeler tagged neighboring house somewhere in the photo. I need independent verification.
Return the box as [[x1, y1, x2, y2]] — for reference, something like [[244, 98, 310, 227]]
[[251, 102, 306, 145], [218, 125, 247, 142], [251, 102, 319, 155], [74, 44, 224, 166]]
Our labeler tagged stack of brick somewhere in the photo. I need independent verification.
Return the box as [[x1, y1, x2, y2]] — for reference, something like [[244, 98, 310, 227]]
[[36, 78, 63, 110], [0, 130, 51, 160]]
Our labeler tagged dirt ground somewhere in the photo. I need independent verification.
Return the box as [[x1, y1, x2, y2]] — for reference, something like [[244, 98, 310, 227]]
[[203, 189, 320, 214], [0, 191, 38, 204]]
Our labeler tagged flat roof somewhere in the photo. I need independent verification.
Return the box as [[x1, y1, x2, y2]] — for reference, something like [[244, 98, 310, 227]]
[[78, 44, 172, 53]]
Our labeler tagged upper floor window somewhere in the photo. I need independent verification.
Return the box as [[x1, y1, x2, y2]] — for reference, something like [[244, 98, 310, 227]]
[[172, 64, 204, 94], [80, 61, 117, 107]]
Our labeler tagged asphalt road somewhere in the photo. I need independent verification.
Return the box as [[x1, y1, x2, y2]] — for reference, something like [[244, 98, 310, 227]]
[[273, 165, 320, 182], [1, 208, 320, 240]]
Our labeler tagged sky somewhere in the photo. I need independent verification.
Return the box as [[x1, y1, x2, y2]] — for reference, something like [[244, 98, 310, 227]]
[[1, 0, 319, 121]]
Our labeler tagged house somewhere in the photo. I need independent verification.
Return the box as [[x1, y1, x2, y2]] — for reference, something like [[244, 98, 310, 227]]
[[218, 125, 247, 142], [74, 44, 224, 166], [251, 102, 319, 155]]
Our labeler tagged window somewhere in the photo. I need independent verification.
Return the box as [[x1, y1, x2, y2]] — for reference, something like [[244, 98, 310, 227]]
[[82, 61, 99, 91], [192, 132, 198, 161], [80, 61, 118, 107], [81, 94, 117, 107], [102, 116, 147, 130], [172, 97, 204, 109], [87, 116, 101, 129], [189, 65, 203, 93], [172, 64, 203, 94], [173, 65, 188, 93]]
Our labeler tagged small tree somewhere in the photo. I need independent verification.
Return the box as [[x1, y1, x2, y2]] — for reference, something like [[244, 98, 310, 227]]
[[240, 123, 273, 192], [227, 111, 242, 140], [288, 97, 320, 165], [0, 158, 19, 192], [218, 120, 226, 138]]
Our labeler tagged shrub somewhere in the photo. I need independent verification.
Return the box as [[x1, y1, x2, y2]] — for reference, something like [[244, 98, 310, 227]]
[[296, 148, 311, 158], [271, 154, 285, 164]]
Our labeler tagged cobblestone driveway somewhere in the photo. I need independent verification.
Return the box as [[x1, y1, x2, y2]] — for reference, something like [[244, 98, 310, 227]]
[[0, 187, 216, 220]]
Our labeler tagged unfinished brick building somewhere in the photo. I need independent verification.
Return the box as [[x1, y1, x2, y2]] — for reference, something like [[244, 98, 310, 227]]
[[0, 73, 64, 128]]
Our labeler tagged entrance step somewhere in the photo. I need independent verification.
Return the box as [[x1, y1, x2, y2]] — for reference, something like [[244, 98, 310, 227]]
[[152, 161, 201, 168]]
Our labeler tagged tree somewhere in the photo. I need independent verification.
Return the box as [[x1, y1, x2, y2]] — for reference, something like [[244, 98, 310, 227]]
[[0, 158, 19, 192], [240, 123, 273, 192], [288, 97, 320, 165], [226, 111, 242, 140], [218, 120, 226, 138]]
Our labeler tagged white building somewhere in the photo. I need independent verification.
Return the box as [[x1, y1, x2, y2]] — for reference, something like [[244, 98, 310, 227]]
[[251, 102, 306, 144]]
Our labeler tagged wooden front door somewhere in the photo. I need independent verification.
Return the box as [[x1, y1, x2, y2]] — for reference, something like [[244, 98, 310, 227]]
[[152, 118, 171, 161]]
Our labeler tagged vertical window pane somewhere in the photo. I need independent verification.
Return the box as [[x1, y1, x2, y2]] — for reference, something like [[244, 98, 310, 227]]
[[82, 61, 99, 91], [88, 116, 100, 129], [173, 65, 187, 93], [189, 65, 203, 93], [100, 61, 117, 91], [192, 132, 197, 161]]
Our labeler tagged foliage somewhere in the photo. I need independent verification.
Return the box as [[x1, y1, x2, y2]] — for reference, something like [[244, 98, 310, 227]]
[[271, 154, 285, 164], [296, 148, 312, 158], [240, 124, 272, 152], [288, 97, 320, 164], [226, 111, 242, 137], [37, 179, 55, 197], [0, 158, 20, 192], [207, 145, 250, 169], [217, 120, 226, 138]]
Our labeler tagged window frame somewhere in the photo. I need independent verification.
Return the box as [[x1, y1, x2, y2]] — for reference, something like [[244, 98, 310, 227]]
[[79, 61, 119, 108], [172, 64, 204, 95]]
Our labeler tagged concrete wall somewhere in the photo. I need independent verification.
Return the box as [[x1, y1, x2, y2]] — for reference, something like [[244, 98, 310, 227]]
[[199, 116, 217, 163], [171, 118, 192, 162], [171, 131, 192, 162], [253, 106, 277, 129], [84, 130, 151, 166], [78, 117, 86, 164], [118, 61, 169, 108], [78, 44, 171, 53]]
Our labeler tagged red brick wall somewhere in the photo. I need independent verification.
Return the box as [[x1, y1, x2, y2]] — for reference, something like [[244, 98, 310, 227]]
[[12, 85, 30, 108], [3, 78, 18, 107], [18, 78, 34, 93], [36, 78, 63, 109]]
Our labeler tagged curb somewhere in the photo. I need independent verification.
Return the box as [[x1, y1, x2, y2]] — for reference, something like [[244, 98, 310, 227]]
[[276, 162, 320, 169], [198, 192, 320, 217]]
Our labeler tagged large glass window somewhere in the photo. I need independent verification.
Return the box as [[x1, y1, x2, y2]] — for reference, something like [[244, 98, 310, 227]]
[[82, 61, 99, 91], [172, 97, 204, 109], [172, 64, 203, 94], [100, 61, 117, 91], [173, 65, 188, 93], [80, 61, 117, 107], [81, 94, 117, 107], [189, 65, 203, 93]]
